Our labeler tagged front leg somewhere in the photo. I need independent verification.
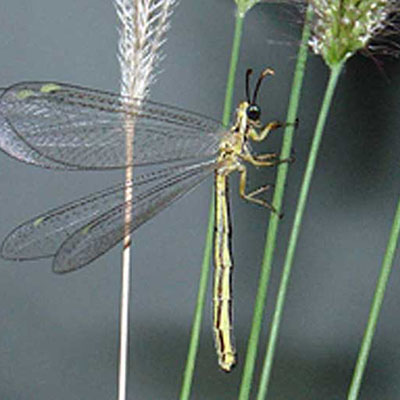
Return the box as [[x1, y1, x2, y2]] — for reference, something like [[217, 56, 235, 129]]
[[248, 119, 299, 143], [247, 121, 282, 142]]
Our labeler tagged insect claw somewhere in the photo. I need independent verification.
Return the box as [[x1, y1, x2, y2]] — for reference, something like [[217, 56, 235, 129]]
[[281, 118, 299, 130]]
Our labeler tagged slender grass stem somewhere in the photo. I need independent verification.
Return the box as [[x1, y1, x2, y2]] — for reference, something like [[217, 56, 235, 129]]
[[118, 94, 135, 400], [179, 198, 215, 400], [223, 15, 244, 127], [118, 240, 132, 400], [238, 6, 313, 400], [179, 12, 244, 400], [252, 61, 341, 398], [347, 198, 400, 400]]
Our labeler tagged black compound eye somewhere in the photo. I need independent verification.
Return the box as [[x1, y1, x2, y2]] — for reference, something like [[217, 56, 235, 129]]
[[246, 104, 261, 121]]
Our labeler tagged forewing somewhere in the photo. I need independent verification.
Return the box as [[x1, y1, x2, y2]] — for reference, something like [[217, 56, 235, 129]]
[[0, 82, 226, 169], [0, 111, 77, 169], [0, 88, 74, 169], [1, 160, 217, 272]]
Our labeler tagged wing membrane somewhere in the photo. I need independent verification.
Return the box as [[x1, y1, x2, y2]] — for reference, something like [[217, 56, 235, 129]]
[[0, 88, 76, 169], [0, 82, 226, 169], [1, 159, 217, 272], [0, 114, 77, 169]]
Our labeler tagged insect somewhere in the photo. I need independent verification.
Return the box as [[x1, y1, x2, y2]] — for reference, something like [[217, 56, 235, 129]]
[[0, 69, 289, 371]]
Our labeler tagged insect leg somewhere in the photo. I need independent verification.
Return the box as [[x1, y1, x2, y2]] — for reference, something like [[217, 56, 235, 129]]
[[240, 146, 295, 167], [248, 121, 282, 142], [238, 164, 279, 214], [253, 152, 279, 161], [248, 117, 299, 143]]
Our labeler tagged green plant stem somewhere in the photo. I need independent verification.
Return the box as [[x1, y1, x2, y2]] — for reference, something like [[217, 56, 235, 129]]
[[178, 12, 244, 400], [178, 195, 214, 400], [238, 6, 313, 400], [223, 15, 244, 127], [347, 198, 400, 400], [253, 61, 341, 399], [256, 6, 313, 399]]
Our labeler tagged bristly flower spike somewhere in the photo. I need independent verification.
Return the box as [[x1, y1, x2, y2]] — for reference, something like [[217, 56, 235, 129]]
[[309, 0, 400, 67], [114, 0, 177, 99]]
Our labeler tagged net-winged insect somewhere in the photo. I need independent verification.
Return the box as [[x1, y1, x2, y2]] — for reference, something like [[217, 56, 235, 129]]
[[0, 69, 290, 371]]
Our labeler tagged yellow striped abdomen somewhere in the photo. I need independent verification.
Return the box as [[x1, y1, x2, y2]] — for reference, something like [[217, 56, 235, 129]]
[[213, 172, 236, 372]]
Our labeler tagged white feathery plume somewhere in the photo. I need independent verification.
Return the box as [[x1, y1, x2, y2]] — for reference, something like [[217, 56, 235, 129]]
[[115, 0, 176, 99], [113, 1, 176, 400]]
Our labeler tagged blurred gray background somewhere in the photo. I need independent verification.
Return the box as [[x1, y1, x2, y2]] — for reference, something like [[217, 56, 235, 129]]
[[1, 0, 400, 399]]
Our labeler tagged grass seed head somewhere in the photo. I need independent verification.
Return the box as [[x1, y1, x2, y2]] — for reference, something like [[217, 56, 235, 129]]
[[309, 0, 400, 67]]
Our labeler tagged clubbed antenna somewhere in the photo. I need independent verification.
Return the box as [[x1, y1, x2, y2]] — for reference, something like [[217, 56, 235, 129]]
[[252, 68, 274, 104], [115, 0, 177, 99]]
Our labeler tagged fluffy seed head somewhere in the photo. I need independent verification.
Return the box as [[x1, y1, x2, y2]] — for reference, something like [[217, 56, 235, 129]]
[[114, 0, 177, 99], [309, 0, 399, 66]]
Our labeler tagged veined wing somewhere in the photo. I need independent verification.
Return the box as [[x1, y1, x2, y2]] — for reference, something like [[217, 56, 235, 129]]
[[0, 88, 77, 169], [0, 112, 77, 170], [0, 82, 226, 169], [1, 159, 218, 272]]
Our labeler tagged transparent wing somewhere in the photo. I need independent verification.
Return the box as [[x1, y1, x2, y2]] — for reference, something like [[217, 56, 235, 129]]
[[0, 88, 76, 169], [0, 112, 78, 170], [1, 159, 218, 273], [0, 82, 227, 169]]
